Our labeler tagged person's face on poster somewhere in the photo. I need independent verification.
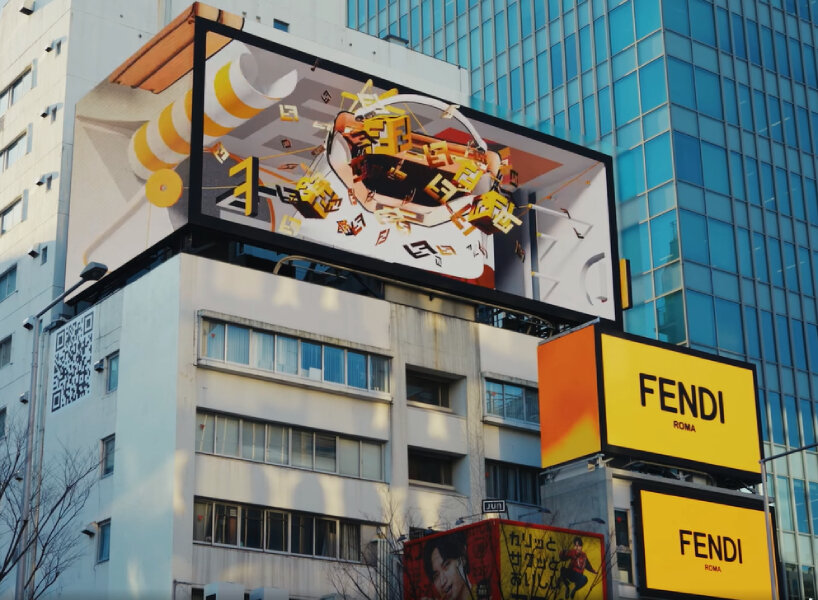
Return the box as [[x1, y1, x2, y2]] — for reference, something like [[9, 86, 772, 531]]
[[429, 547, 470, 600]]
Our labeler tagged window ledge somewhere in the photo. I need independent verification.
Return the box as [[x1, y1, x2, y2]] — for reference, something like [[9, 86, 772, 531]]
[[194, 451, 388, 484], [407, 400, 457, 414], [197, 358, 392, 404], [408, 480, 462, 495], [482, 415, 540, 434]]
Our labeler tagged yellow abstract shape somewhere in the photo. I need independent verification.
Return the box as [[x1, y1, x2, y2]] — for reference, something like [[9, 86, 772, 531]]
[[145, 169, 183, 208], [202, 111, 232, 137], [279, 104, 299, 121], [214, 62, 264, 120], [157, 103, 190, 155], [295, 174, 341, 218], [132, 123, 176, 173], [362, 114, 411, 155], [279, 215, 302, 235], [452, 158, 483, 192], [424, 174, 458, 204], [229, 157, 256, 216], [423, 140, 454, 167], [468, 190, 521, 234]]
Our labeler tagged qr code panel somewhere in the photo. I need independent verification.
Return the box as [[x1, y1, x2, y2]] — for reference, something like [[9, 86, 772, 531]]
[[51, 312, 94, 412]]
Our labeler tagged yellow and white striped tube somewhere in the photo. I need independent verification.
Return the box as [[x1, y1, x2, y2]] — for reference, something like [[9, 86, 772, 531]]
[[128, 50, 298, 180]]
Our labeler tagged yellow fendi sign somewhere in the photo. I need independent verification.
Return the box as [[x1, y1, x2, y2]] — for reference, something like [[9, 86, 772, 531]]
[[601, 333, 761, 475], [639, 490, 773, 600]]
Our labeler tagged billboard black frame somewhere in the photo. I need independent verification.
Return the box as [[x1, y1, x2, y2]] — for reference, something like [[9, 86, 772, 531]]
[[186, 17, 622, 328]]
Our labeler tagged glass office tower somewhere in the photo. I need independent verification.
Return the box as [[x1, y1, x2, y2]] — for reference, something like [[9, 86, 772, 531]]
[[348, 1, 818, 597]]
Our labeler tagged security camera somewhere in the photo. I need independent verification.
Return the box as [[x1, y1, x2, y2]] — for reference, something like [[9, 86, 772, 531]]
[[22, 316, 35, 330]]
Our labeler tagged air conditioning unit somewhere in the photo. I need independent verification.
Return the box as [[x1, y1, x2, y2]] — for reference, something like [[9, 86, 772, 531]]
[[249, 588, 288, 600], [203, 582, 244, 600]]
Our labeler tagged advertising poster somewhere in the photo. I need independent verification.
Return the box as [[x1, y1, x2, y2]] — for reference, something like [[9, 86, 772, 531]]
[[403, 520, 606, 600], [538, 324, 762, 482], [634, 486, 774, 600], [67, 9, 619, 323]]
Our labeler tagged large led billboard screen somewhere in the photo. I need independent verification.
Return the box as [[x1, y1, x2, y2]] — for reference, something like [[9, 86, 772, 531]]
[[538, 323, 762, 481], [66, 6, 619, 323], [403, 519, 607, 600], [634, 485, 774, 600]]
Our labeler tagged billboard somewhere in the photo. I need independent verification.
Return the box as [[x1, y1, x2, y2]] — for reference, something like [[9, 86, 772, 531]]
[[403, 519, 606, 600], [634, 485, 774, 600], [538, 323, 762, 481], [66, 5, 620, 324]]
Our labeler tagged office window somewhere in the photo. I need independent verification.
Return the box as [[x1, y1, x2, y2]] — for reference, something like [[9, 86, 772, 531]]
[[0, 134, 26, 173], [485, 461, 540, 505], [0, 336, 10, 368], [195, 410, 384, 481], [193, 500, 213, 542], [195, 498, 373, 560], [0, 266, 16, 302], [97, 520, 111, 562], [0, 68, 32, 118], [200, 318, 389, 393], [485, 379, 539, 424], [106, 352, 119, 392], [0, 407, 6, 439], [406, 370, 450, 408], [0, 199, 23, 234], [408, 449, 454, 486], [273, 19, 289, 32], [101, 435, 115, 477], [214, 503, 239, 545]]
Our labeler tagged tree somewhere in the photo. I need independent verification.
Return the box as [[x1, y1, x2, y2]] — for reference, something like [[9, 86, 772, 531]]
[[0, 418, 98, 599]]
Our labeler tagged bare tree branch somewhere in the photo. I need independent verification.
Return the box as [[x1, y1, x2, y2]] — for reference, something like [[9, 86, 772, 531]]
[[0, 417, 98, 598]]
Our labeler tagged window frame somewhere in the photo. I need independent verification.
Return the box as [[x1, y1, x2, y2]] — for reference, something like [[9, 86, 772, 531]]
[[193, 498, 372, 562], [195, 410, 384, 481], [484, 378, 540, 426], [0, 134, 27, 173], [0, 265, 16, 302], [0, 407, 6, 440], [408, 448, 456, 488], [0, 335, 11, 368], [106, 352, 119, 392], [406, 369, 451, 409], [0, 68, 32, 119], [96, 520, 111, 563], [101, 435, 115, 477], [485, 460, 541, 506], [0, 198, 23, 234], [199, 317, 390, 394]]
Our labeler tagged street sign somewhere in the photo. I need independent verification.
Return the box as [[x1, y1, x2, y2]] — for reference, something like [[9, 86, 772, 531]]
[[483, 499, 507, 513]]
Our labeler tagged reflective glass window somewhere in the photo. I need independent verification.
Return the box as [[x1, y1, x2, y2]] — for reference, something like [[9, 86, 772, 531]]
[[761, 310, 777, 361], [776, 314, 793, 367], [609, 2, 634, 54], [686, 290, 715, 346], [716, 8, 731, 53], [746, 20, 762, 65], [639, 58, 666, 113], [792, 320, 807, 371], [673, 133, 703, 186], [614, 72, 639, 125], [789, 38, 804, 82], [769, 393, 786, 445], [695, 68, 722, 119], [656, 291, 685, 344], [744, 306, 761, 359], [715, 299, 744, 353], [680, 210, 709, 264], [775, 33, 790, 76], [731, 13, 746, 59], [667, 59, 695, 109], [645, 133, 672, 189], [634, 0, 660, 38], [761, 26, 776, 68], [663, 0, 689, 36], [616, 146, 645, 201], [690, 0, 715, 46], [707, 219, 736, 272], [650, 210, 679, 267], [701, 143, 730, 195]]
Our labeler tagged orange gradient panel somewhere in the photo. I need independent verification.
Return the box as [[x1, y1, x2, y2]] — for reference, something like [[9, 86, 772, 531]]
[[538, 325, 601, 468]]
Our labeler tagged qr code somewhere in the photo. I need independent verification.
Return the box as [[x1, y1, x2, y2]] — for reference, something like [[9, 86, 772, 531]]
[[51, 312, 94, 412]]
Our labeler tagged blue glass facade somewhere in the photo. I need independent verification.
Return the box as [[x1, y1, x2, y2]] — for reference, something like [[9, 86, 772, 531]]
[[349, 1, 818, 597]]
